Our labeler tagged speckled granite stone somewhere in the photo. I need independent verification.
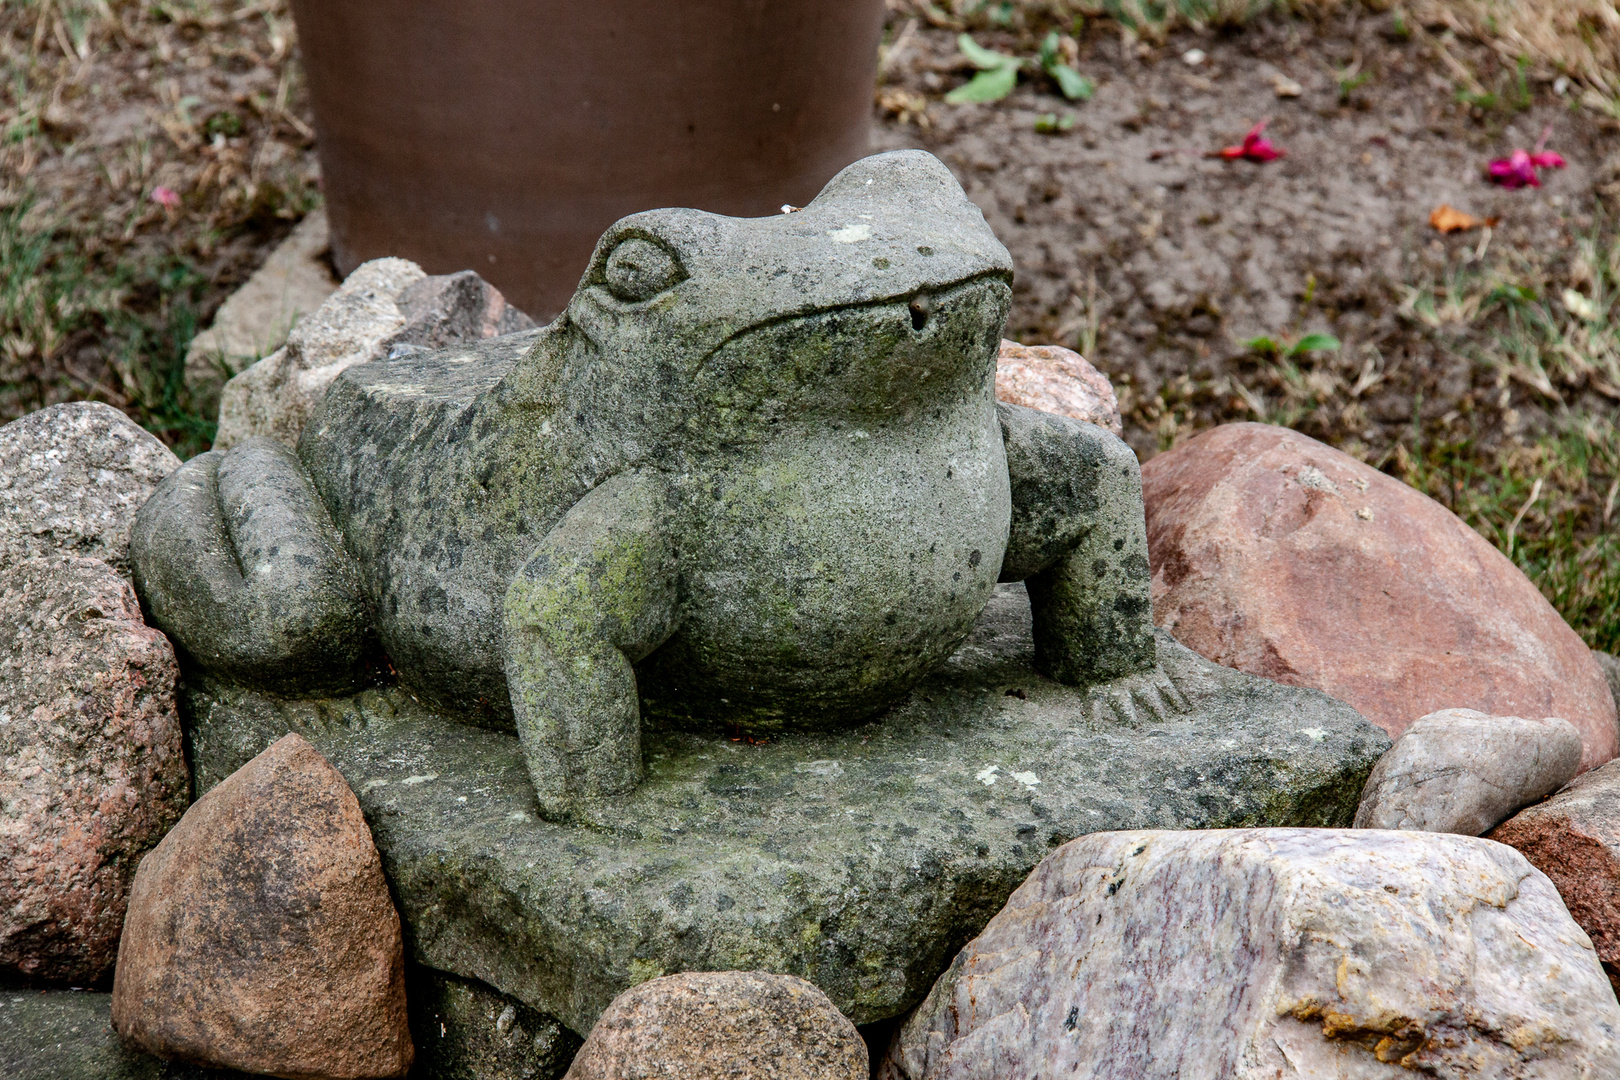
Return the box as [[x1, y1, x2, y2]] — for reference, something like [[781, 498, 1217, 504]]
[[0, 402, 178, 578], [565, 971, 865, 1080], [994, 339, 1121, 435]]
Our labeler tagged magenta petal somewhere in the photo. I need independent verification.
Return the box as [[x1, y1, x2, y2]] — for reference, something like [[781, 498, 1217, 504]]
[[1488, 150, 1538, 188], [1215, 121, 1284, 162], [1239, 122, 1284, 162], [1530, 151, 1566, 170]]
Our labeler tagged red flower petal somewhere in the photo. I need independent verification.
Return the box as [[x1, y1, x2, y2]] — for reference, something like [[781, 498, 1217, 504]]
[[1217, 121, 1285, 162]]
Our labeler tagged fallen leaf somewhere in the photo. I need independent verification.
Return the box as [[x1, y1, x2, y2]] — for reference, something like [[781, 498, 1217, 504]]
[[946, 65, 1018, 104], [1429, 204, 1499, 233], [1040, 32, 1093, 101]]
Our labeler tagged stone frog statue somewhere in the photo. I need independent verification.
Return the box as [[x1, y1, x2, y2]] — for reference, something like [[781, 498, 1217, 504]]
[[131, 150, 1155, 821]]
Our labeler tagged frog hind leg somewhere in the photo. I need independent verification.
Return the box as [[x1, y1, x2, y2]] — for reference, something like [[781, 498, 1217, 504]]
[[997, 401, 1157, 684], [503, 469, 679, 822], [130, 437, 375, 695]]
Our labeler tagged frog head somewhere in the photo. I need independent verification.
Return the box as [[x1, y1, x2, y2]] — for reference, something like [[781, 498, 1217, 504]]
[[501, 151, 1014, 453]]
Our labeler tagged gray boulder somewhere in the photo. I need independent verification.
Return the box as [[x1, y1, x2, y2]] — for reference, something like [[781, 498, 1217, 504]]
[[882, 829, 1620, 1079], [213, 258, 534, 449], [1597, 650, 1620, 720], [1354, 708, 1582, 835], [179, 582, 1388, 1037], [0, 403, 186, 985], [0, 401, 179, 578]]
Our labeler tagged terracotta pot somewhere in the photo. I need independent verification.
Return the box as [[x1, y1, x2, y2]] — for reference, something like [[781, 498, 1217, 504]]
[[288, 0, 887, 319]]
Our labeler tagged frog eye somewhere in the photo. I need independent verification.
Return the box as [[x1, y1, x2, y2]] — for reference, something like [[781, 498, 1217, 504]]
[[602, 237, 683, 302]]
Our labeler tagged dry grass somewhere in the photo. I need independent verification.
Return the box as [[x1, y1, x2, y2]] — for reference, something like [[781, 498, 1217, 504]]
[[1237, 217, 1620, 651], [1, 0, 317, 452]]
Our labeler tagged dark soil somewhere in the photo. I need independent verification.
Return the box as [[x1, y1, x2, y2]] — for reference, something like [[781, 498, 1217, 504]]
[[873, 5, 1617, 462]]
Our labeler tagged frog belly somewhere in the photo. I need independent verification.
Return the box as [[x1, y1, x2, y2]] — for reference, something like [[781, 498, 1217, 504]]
[[636, 417, 1010, 730]]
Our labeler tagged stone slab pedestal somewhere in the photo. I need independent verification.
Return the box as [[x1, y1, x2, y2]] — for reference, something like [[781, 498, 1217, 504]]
[[179, 585, 1388, 1038]]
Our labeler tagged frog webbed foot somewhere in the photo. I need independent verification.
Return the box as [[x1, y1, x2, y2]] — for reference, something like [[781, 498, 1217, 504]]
[[503, 469, 679, 822], [997, 401, 1156, 685], [130, 437, 374, 695]]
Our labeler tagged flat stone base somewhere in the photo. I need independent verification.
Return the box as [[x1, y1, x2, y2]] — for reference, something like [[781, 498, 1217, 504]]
[[0, 990, 249, 1080], [0, 975, 576, 1080], [181, 584, 1388, 1037]]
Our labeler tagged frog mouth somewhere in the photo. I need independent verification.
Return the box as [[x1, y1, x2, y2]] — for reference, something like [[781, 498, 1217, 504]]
[[689, 271, 1013, 382]]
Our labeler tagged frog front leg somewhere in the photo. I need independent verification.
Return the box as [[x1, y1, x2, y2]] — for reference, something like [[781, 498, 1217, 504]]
[[996, 401, 1156, 684], [130, 438, 373, 695], [502, 470, 679, 821]]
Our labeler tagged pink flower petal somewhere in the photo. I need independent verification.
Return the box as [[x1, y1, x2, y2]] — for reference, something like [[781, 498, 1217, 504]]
[[1217, 121, 1285, 162], [1244, 139, 1284, 162], [1488, 149, 1539, 188], [150, 186, 181, 208], [1529, 151, 1566, 170]]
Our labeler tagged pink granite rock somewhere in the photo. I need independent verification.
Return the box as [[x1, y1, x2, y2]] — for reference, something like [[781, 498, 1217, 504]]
[[0, 554, 188, 985], [994, 339, 1122, 435], [113, 733, 412, 1079], [883, 829, 1620, 1079], [1143, 423, 1618, 772], [1489, 759, 1620, 997]]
